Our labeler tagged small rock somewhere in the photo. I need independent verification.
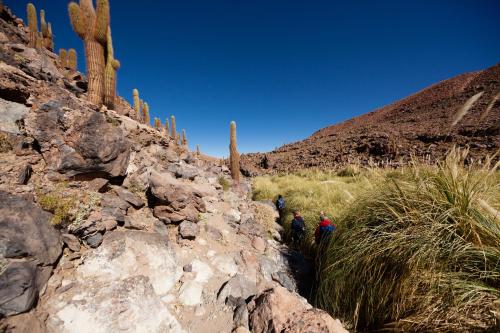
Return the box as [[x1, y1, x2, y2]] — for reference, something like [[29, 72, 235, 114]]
[[217, 274, 257, 304], [102, 219, 117, 231], [205, 225, 223, 241], [85, 233, 103, 248], [61, 233, 81, 252], [87, 178, 109, 192], [192, 259, 213, 283], [183, 264, 193, 272], [194, 305, 206, 317], [179, 221, 199, 240], [233, 327, 251, 333], [114, 186, 144, 208], [212, 255, 238, 277], [251, 237, 266, 253], [66, 252, 81, 261]]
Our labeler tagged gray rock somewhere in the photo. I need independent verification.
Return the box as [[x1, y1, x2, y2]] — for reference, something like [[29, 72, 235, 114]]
[[101, 207, 125, 223], [0, 98, 29, 134], [113, 186, 144, 208], [233, 303, 249, 330], [17, 164, 32, 185], [0, 191, 62, 316], [25, 99, 130, 178], [205, 225, 223, 241], [61, 233, 81, 252], [101, 194, 130, 211], [272, 271, 296, 292], [85, 233, 103, 248], [217, 274, 257, 304], [183, 264, 193, 272], [167, 163, 199, 180], [0, 261, 37, 316], [179, 221, 199, 240]]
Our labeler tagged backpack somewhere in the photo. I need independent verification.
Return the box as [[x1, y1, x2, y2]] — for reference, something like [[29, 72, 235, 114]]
[[320, 224, 335, 237], [277, 198, 285, 210]]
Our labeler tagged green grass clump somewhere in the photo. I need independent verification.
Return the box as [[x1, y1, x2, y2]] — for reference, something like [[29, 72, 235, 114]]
[[316, 149, 500, 332], [38, 191, 76, 225], [253, 168, 374, 254], [218, 176, 231, 191]]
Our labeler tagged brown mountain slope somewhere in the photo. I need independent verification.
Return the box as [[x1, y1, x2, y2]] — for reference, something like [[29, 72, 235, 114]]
[[242, 64, 499, 173]]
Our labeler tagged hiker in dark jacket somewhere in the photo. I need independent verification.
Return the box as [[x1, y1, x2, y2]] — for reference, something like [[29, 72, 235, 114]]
[[275, 194, 285, 224], [291, 210, 306, 248], [314, 211, 336, 244]]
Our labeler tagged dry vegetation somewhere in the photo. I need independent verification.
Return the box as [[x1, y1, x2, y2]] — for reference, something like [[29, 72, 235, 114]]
[[252, 149, 500, 331]]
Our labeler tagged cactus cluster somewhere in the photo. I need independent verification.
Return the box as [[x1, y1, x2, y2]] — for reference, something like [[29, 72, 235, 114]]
[[229, 121, 240, 183], [27, 4, 54, 50], [68, 0, 109, 105]]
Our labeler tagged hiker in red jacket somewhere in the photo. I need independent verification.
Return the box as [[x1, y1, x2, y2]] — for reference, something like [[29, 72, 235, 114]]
[[315, 211, 336, 244]]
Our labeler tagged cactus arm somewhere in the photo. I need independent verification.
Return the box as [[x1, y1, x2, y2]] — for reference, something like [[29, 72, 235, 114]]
[[94, 0, 109, 44], [68, 2, 86, 39]]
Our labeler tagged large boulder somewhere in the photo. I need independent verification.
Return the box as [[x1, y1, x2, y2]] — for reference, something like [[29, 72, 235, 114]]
[[25, 99, 130, 178], [0, 191, 62, 316], [149, 171, 206, 223], [43, 230, 184, 333], [248, 286, 348, 333]]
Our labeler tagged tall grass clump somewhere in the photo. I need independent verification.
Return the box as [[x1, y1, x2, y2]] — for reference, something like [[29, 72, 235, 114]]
[[253, 168, 374, 254], [316, 149, 500, 332]]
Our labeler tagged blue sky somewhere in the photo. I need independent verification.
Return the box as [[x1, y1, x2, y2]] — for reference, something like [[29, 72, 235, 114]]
[[8, 0, 500, 157]]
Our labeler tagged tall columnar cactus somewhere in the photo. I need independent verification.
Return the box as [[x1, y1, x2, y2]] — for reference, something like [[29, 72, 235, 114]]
[[154, 118, 162, 131], [177, 133, 181, 145], [68, 48, 77, 70], [140, 99, 145, 121], [229, 121, 240, 183], [196, 144, 200, 156], [182, 129, 187, 146], [133, 89, 140, 118], [46, 23, 54, 50], [27, 3, 38, 47], [165, 118, 170, 137], [104, 27, 120, 109], [171, 115, 177, 142], [39, 10, 53, 50], [35, 31, 43, 49], [59, 49, 68, 68], [68, 0, 109, 105], [143, 103, 150, 125]]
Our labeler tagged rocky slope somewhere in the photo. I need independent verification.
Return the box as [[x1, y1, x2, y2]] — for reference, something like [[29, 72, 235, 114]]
[[0, 6, 346, 333], [242, 63, 499, 173]]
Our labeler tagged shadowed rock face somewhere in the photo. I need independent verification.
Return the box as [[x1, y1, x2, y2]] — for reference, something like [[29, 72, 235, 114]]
[[25, 99, 131, 179], [0, 191, 62, 316]]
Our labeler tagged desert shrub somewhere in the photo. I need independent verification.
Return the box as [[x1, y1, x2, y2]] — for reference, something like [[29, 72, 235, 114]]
[[0, 132, 12, 152], [218, 176, 231, 191], [38, 191, 76, 225], [316, 149, 500, 332], [336, 164, 361, 177], [251, 201, 278, 238]]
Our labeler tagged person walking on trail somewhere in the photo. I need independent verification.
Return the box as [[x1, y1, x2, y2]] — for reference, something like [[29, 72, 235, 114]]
[[275, 194, 285, 224], [291, 210, 306, 248], [315, 211, 336, 245]]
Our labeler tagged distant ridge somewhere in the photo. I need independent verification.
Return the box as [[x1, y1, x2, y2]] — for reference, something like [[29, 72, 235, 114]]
[[242, 64, 500, 173]]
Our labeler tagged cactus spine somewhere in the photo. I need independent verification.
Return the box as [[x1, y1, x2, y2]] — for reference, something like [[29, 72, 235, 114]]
[[171, 116, 177, 141], [27, 3, 38, 47], [182, 129, 187, 146], [229, 121, 240, 183], [68, 48, 77, 70], [104, 27, 120, 109], [68, 0, 109, 105]]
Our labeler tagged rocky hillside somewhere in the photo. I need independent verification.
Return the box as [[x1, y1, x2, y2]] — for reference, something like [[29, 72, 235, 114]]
[[242, 63, 499, 173], [0, 6, 347, 333]]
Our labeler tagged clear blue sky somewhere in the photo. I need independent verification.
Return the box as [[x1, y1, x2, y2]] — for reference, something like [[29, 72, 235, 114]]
[[8, 0, 500, 157]]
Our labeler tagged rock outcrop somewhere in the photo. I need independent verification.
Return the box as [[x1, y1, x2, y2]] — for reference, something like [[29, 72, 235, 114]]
[[0, 191, 62, 316]]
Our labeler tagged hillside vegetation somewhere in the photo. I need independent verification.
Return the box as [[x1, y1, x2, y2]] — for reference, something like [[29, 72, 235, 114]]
[[252, 149, 500, 331]]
